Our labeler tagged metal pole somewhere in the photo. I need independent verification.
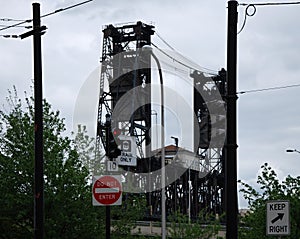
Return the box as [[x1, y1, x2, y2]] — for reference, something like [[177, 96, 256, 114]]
[[106, 206, 111, 239], [105, 116, 111, 239], [150, 110, 158, 233], [151, 52, 166, 239], [33, 3, 44, 239], [150, 110, 157, 234], [226, 1, 238, 239], [188, 168, 191, 223]]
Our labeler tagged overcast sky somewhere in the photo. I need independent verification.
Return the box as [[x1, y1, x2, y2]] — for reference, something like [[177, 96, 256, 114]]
[[1, 0, 300, 208]]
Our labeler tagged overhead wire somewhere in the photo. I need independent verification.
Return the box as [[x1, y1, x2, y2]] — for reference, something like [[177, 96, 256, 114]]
[[155, 31, 176, 51], [151, 41, 218, 76], [151, 42, 218, 76], [238, 4, 256, 34], [0, 34, 20, 38], [237, 2, 300, 94], [238, 1, 300, 34], [0, 0, 93, 32], [0, 19, 31, 32], [239, 1, 300, 6], [237, 83, 300, 95], [0, 18, 28, 22], [153, 31, 218, 75], [40, 0, 93, 19], [0, 24, 31, 29]]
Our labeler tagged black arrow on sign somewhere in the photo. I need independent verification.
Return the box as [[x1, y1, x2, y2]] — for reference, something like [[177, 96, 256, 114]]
[[271, 213, 284, 224]]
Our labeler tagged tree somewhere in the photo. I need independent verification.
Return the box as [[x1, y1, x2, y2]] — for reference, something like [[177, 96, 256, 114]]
[[73, 124, 104, 177], [0, 87, 149, 238], [0, 88, 102, 238], [168, 210, 223, 239], [111, 193, 147, 239], [238, 163, 300, 239]]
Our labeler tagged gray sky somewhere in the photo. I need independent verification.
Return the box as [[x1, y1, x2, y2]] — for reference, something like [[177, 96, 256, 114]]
[[1, 0, 300, 208]]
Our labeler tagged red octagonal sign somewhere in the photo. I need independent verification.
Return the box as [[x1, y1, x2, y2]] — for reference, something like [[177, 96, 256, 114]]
[[92, 175, 122, 206]]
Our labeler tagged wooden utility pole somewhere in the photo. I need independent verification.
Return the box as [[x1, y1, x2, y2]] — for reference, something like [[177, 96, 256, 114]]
[[226, 1, 238, 239], [21, 3, 46, 238]]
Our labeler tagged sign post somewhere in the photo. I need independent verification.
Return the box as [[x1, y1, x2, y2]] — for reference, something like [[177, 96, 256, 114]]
[[266, 200, 290, 236]]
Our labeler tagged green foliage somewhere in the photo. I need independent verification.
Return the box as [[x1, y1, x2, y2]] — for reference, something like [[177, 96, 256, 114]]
[[0, 89, 35, 238], [168, 210, 222, 239], [0, 87, 149, 238], [238, 163, 300, 239], [111, 193, 147, 238], [73, 124, 104, 176], [0, 88, 103, 238]]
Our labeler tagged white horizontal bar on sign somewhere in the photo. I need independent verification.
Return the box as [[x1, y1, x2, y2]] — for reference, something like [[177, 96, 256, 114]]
[[95, 188, 119, 194]]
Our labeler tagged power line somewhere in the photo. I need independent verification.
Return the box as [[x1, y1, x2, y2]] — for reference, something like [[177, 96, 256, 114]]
[[40, 0, 93, 19], [153, 32, 218, 75], [238, 1, 300, 34], [237, 83, 300, 94], [0, 34, 20, 38], [0, 18, 27, 22], [0, 24, 31, 29], [155, 31, 176, 51], [0, 0, 93, 32], [0, 19, 31, 32], [238, 4, 256, 34], [240, 1, 300, 6], [151, 42, 218, 76]]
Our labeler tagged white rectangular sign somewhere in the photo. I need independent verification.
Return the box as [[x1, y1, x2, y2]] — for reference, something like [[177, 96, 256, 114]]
[[116, 135, 137, 166], [266, 200, 290, 236], [106, 161, 119, 172]]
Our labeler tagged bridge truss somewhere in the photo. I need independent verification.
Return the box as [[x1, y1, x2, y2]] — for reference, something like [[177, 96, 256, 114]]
[[95, 21, 227, 221]]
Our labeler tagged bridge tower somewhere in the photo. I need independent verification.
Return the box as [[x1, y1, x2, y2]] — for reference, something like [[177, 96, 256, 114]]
[[95, 21, 226, 220]]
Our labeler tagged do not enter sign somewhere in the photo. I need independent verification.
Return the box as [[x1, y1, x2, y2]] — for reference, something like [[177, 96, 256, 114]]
[[92, 175, 122, 206]]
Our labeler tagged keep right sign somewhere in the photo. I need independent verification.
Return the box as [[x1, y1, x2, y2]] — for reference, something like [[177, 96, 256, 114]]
[[266, 200, 290, 236]]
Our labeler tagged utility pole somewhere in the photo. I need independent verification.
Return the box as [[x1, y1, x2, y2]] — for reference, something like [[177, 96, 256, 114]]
[[33, 4, 44, 239], [21, 3, 46, 239], [226, 1, 238, 239]]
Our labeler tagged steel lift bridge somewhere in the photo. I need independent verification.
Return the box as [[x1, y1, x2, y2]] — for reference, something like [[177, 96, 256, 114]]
[[95, 21, 227, 220]]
